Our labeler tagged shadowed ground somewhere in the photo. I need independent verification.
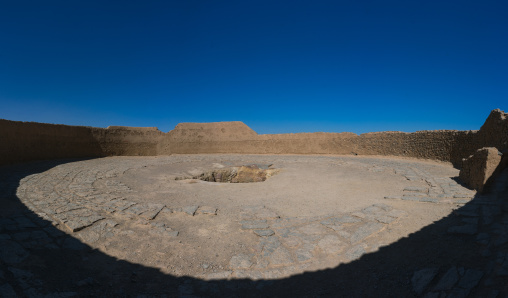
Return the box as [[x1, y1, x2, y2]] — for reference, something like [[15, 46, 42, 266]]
[[0, 155, 507, 297]]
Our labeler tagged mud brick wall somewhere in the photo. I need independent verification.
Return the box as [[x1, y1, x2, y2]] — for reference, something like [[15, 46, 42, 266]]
[[0, 120, 162, 165], [0, 120, 103, 165], [1, 109, 506, 167], [91, 126, 163, 157]]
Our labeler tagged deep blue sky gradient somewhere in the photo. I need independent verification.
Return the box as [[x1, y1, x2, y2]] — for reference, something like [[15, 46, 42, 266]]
[[1, 1, 506, 134]]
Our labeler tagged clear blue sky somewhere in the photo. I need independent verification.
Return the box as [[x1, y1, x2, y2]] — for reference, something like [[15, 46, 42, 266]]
[[0, 1, 506, 134]]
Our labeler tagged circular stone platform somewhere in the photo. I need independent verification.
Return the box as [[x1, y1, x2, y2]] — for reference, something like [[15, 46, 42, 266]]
[[9, 154, 476, 283]]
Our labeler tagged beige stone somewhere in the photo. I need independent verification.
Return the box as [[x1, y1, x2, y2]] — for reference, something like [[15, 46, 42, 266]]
[[459, 147, 502, 192]]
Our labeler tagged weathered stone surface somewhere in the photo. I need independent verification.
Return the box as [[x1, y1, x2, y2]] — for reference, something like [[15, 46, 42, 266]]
[[459, 147, 502, 192], [317, 235, 344, 254], [295, 243, 316, 262], [267, 246, 293, 266], [321, 215, 361, 226], [457, 269, 483, 290], [412, 268, 438, 295], [76, 220, 117, 243], [433, 266, 459, 291], [241, 220, 269, 230], [229, 254, 253, 269], [299, 223, 329, 235], [52, 209, 105, 232], [196, 206, 217, 215], [404, 186, 428, 192], [0, 240, 29, 264], [260, 236, 281, 256], [139, 203, 165, 220], [350, 222, 384, 243], [344, 244, 366, 261], [182, 205, 199, 216]]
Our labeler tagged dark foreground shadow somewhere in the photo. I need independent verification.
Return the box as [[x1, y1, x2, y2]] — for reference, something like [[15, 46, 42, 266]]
[[0, 159, 507, 297]]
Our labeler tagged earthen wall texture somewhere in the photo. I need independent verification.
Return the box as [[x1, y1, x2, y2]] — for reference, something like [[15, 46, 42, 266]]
[[0, 120, 162, 165], [0, 120, 103, 165], [1, 109, 506, 167]]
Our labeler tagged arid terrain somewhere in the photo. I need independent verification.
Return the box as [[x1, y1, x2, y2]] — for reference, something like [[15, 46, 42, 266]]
[[2, 154, 507, 297]]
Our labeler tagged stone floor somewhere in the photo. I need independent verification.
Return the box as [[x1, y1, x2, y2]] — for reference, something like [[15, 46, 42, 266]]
[[0, 155, 506, 297]]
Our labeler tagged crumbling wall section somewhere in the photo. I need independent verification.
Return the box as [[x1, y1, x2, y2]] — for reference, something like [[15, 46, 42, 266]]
[[476, 109, 508, 154]]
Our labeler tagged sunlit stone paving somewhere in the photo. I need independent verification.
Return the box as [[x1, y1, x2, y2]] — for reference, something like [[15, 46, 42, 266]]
[[2, 154, 507, 296]]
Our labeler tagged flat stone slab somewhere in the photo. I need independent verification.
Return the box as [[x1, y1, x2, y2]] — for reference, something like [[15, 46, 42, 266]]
[[139, 203, 165, 220], [182, 205, 199, 216], [229, 254, 253, 269], [52, 209, 105, 232], [196, 206, 217, 215], [404, 186, 429, 192], [350, 222, 384, 243], [241, 220, 269, 230]]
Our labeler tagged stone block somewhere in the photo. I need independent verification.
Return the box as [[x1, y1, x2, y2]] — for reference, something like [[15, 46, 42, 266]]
[[459, 147, 502, 192]]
